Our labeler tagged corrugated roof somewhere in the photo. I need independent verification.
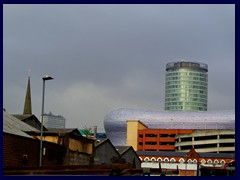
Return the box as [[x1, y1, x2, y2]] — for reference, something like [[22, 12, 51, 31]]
[[3, 110, 39, 138]]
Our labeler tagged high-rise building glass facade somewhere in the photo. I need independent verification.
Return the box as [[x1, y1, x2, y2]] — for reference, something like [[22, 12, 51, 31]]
[[165, 61, 208, 111], [42, 112, 66, 128]]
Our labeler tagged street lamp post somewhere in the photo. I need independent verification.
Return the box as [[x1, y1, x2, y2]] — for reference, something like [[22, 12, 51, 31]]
[[39, 75, 54, 166]]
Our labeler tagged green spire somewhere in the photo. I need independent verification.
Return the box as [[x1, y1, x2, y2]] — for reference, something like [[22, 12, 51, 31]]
[[23, 76, 32, 114]]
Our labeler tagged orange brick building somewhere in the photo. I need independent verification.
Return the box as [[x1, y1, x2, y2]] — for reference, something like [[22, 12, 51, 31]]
[[138, 129, 192, 151], [126, 120, 192, 151]]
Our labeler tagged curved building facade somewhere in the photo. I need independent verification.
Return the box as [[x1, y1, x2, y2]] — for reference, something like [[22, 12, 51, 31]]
[[104, 108, 235, 146], [165, 61, 208, 111]]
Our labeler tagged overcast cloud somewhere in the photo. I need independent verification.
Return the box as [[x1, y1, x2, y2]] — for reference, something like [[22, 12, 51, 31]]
[[3, 4, 235, 132]]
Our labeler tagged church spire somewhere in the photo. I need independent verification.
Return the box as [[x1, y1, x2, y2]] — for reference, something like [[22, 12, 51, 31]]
[[23, 71, 32, 114]]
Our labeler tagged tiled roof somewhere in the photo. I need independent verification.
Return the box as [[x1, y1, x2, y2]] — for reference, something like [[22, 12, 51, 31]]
[[136, 151, 235, 159], [198, 152, 235, 159], [137, 151, 187, 157]]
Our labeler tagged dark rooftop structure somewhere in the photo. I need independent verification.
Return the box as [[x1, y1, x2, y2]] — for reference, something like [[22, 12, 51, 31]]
[[12, 114, 47, 131], [3, 110, 39, 138], [137, 150, 235, 159]]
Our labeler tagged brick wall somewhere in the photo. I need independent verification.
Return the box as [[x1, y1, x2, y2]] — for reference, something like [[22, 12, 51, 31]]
[[3, 133, 66, 168]]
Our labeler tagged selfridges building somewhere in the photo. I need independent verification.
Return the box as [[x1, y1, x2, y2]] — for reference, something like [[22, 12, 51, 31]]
[[104, 108, 235, 146]]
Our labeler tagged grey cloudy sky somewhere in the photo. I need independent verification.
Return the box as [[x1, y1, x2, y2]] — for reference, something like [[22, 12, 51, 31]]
[[3, 4, 235, 132]]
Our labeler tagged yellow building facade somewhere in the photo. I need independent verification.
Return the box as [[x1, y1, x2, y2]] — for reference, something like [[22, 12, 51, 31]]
[[126, 120, 148, 151]]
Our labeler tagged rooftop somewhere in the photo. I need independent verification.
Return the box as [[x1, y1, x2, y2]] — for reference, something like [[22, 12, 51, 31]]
[[3, 110, 39, 138]]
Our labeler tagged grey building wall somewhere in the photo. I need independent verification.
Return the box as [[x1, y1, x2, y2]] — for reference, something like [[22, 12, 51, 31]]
[[94, 140, 120, 164], [120, 149, 141, 168]]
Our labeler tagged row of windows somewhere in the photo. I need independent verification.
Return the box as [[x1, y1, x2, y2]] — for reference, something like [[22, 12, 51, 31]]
[[166, 80, 207, 86], [165, 102, 207, 107], [167, 66, 207, 72], [166, 72, 207, 78], [141, 157, 225, 165], [166, 77, 207, 81], [167, 67, 206, 72], [166, 89, 207, 94], [177, 135, 235, 142], [165, 98, 207, 103], [178, 144, 235, 151], [139, 142, 175, 145], [166, 85, 207, 90], [139, 134, 175, 138], [165, 106, 207, 111], [166, 93, 207, 99]]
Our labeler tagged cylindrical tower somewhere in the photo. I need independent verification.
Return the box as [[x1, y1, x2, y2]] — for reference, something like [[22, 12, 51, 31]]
[[165, 61, 208, 111]]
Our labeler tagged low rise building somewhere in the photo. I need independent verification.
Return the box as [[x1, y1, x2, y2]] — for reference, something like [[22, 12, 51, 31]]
[[94, 138, 120, 165], [115, 146, 142, 168], [28, 128, 95, 165], [137, 148, 235, 176], [3, 110, 65, 167]]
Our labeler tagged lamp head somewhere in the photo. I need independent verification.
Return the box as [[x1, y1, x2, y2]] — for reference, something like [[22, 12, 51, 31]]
[[42, 75, 54, 81]]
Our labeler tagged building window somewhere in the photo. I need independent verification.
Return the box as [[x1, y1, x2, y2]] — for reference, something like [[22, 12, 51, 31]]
[[214, 160, 219, 165], [179, 158, 185, 164], [157, 158, 162, 162], [170, 158, 175, 163], [145, 142, 157, 145], [193, 159, 198, 164], [220, 160, 225, 165], [144, 157, 149, 162], [151, 157, 156, 162], [164, 158, 169, 163], [145, 134, 157, 137], [201, 159, 206, 165], [207, 159, 212, 165]]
